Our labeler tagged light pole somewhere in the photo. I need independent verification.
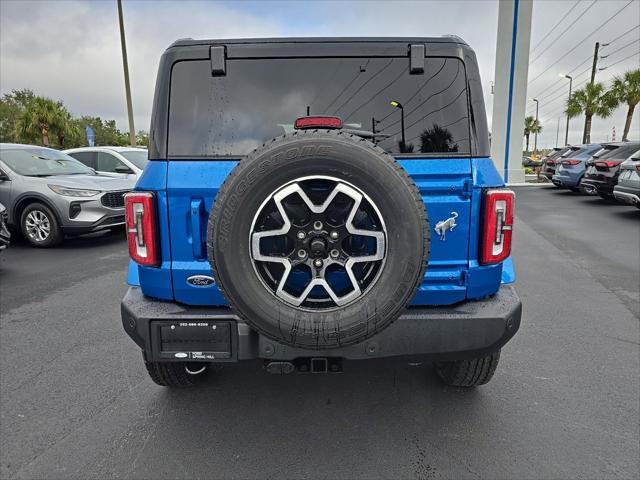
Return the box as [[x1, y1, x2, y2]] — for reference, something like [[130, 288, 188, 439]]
[[531, 97, 539, 154], [117, 0, 136, 146], [390, 100, 406, 152], [560, 74, 572, 146]]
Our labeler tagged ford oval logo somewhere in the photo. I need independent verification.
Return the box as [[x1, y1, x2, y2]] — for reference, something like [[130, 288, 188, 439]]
[[187, 275, 215, 287]]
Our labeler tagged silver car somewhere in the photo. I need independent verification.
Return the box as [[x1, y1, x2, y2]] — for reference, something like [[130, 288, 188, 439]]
[[64, 146, 148, 180], [613, 150, 640, 208], [0, 143, 136, 247]]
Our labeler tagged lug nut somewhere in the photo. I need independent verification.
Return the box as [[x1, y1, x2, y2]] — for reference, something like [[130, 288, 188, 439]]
[[297, 231, 306, 239], [330, 249, 340, 259], [297, 249, 307, 258], [330, 231, 339, 240], [313, 221, 323, 230], [314, 259, 323, 268]]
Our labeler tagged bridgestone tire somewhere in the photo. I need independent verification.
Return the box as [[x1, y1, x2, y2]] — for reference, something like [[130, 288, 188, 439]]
[[144, 360, 209, 388], [435, 350, 501, 387], [208, 130, 429, 349]]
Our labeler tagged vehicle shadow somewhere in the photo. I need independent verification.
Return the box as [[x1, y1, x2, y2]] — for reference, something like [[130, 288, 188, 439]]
[[611, 208, 640, 219], [7, 226, 126, 250], [135, 358, 488, 478]]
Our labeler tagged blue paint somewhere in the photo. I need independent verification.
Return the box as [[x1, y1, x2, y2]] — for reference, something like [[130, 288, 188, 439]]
[[133, 154, 516, 305], [127, 259, 140, 286], [503, 0, 520, 183], [501, 257, 516, 284]]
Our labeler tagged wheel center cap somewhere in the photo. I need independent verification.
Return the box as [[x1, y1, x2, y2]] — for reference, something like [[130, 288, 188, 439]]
[[309, 237, 327, 257]]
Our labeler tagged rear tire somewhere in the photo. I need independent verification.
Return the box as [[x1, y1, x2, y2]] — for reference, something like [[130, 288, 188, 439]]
[[20, 202, 62, 247], [435, 350, 500, 387], [144, 360, 209, 388]]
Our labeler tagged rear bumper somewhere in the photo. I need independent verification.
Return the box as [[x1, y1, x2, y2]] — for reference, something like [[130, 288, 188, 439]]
[[613, 185, 640, 205], [552, 172, 581, 187], [121, 285, 522, 362], [581, 177, 616, 195]]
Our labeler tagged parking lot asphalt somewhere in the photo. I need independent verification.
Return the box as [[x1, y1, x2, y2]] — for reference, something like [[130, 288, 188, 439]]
[[1, 186, 638, 480]]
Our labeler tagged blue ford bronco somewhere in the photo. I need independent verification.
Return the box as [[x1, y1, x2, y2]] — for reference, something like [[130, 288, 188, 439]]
[[121, 37, 521, 388]]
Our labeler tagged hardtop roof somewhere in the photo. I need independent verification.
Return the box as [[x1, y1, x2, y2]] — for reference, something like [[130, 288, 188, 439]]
[[168, 36, 469, 49]]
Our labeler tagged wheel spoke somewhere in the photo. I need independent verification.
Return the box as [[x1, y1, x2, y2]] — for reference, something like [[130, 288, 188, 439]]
[[251, 177, 387, 309]]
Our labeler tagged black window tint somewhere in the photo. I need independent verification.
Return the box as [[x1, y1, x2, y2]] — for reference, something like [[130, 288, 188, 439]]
[[601, 145, 639, 160], [96, 152, 125, 172], [69, 151, 96, 169], [168, 57, 470, 157]]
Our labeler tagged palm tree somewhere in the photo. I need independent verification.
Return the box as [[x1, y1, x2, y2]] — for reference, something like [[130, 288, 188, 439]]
[[523, 116, 542, 152], [55, 108, 81, 148], [17, 97, 64, 147], [610, 69, 640, 141], [565, 82, 617, 144]]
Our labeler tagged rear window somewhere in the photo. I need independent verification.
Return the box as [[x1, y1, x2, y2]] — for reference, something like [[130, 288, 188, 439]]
[[119, 150, 148, 169], [595, 145, 637, 160], [549, 148, 570, 160], [168, 57, 471, 157]]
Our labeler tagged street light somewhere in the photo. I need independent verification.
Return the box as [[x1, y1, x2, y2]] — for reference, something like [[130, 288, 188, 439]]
[[559, 74, 573, 146], [531, 98, 539, 154], [390, 100, 406, 152]]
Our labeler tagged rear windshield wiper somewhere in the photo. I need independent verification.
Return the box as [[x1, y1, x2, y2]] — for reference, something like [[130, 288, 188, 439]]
[[343, 129, 390, 140]]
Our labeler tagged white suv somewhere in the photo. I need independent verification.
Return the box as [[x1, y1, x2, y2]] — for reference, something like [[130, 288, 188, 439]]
[[64, 147, 148, 179]]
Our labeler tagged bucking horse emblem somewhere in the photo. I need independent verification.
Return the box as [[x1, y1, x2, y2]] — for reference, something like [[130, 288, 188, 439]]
[[434, 212, 458, 241]]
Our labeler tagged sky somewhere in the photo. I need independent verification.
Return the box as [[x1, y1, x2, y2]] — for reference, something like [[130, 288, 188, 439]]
[[1, 0, 639, 150]]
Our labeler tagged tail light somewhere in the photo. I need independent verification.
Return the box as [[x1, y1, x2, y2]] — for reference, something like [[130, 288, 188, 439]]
[[594, 160, 621, 168], [561, 159, 581, 166], [635, 165, 640, 172], [547, 159, 556, 166], [125, 192, 159, 267], [480, 189, 515, 265], [294, 116, 342, 130]]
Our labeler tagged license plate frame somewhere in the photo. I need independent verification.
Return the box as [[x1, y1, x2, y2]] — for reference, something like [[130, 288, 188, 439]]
[[150, 320, 236, 362]]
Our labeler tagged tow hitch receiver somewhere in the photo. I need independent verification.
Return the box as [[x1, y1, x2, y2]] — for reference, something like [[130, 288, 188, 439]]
[[264, 358, 343, 374]]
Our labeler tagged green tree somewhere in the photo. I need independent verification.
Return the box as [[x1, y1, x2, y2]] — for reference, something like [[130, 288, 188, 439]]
[[136, 130, 149, 147], [610, 69, 640, 142], [16, 96, 67, 147], [55, 108, 82, 149], [75, 116, 128, 146], [566, 82, 617, 144], [523, 116, 542, 152], [0, 88, 35, 142]]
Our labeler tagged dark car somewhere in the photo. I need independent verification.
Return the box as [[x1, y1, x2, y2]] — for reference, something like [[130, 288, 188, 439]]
[[613, 150, 640, 208], [541, 147, 571, 182], [581, 141, 640, 199], [121, 36, 521, 389], [0, 202, 10, 251]]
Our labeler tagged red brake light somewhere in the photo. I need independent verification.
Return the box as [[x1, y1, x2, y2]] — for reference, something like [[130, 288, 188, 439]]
[[125, 192, 159, 267], [480, 189, 514, 265], [561, 159, 580, 166], [294, 116, 343, 130], [636, 165, 640, 172], [594, 160, 621, 168], [547, 159, 556, 165]]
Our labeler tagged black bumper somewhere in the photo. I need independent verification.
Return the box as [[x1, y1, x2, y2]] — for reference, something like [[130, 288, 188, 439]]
[[121, 286, 522, 362], [581, 177, 616, 195]]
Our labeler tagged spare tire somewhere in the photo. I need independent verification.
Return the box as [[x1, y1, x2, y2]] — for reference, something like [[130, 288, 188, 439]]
[[208, 130, 429, 349]]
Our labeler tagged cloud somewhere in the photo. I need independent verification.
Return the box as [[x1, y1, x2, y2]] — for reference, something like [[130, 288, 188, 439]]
[[1, 0, 637, 148]]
